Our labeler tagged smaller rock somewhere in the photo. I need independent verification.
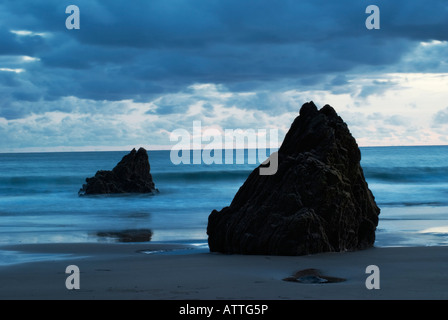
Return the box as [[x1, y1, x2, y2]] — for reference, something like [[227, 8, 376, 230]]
[[79, 147, 158, 195]]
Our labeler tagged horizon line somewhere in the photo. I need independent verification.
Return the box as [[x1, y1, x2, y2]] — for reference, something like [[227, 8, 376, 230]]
[[1, 144, 447, 154]]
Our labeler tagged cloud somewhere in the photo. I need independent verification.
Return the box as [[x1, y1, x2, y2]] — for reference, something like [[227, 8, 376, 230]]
[[0, 26, 47, 56], [356, 79, 401, 98], [433, 107, 448, 126], [0, 0, 446, 106], [1, 0, 448, 150]]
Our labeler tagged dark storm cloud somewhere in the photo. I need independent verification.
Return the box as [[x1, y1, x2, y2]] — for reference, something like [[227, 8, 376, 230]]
[[330, 75, 349, 87], [0, 0, 447, 119], [0, 27, 47, 56], [0, 71, 21, 87]]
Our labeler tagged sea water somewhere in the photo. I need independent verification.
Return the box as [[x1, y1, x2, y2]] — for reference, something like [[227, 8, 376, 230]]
[[0, 146, 447, 248]]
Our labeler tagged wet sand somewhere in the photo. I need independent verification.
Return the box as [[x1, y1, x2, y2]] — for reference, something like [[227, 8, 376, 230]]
[[0, 243, 447, 300]]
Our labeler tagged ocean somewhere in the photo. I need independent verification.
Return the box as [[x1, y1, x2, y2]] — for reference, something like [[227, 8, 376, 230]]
[[0, 146, 447, 250]]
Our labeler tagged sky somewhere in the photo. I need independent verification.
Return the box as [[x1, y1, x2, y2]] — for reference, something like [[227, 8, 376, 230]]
[[0, 0, 448, 152]]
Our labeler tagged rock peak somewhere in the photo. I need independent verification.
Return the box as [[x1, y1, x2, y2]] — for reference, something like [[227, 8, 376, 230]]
[[299, 101, 318, 117], [320, 104, 338, 118]]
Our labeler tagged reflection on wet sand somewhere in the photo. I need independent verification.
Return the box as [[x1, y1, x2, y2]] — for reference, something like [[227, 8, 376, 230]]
[[96, 228, 153, 242]]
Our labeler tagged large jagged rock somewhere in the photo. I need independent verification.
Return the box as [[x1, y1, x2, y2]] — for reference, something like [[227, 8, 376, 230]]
[[79, 147, 157, 195], [207, 101, 380, 256]]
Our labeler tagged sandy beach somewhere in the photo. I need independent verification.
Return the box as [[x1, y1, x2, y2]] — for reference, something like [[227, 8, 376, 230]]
[[0, 243, 446, 300]]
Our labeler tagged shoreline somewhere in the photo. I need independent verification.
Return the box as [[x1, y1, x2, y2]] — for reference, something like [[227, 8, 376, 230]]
[[0, 243, 447, 300]]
